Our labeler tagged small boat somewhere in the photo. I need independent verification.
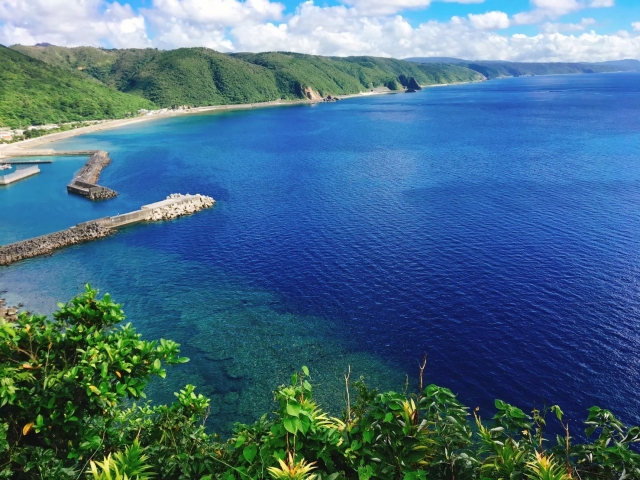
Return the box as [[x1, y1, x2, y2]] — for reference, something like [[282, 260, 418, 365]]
[[0, 164, 11, 170]]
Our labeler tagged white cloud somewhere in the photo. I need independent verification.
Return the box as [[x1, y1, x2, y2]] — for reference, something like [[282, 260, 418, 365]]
[[225, 3, 639, 61], [541, 17, 596, 33], [0, 0, 151, 47], [513, 0, 614, 25], [142, 0, 285, 49], [0, 0, 638, 62], [468, 11, 510, 30], [633, 22, 640, 32], [340, 0, 483, 16]]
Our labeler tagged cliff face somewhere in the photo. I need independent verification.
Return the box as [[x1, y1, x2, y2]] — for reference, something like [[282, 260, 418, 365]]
[[303, 86, 323, 101]]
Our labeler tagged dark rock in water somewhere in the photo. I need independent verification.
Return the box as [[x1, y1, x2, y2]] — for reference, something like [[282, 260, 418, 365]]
[[406, 77, 422, 92]]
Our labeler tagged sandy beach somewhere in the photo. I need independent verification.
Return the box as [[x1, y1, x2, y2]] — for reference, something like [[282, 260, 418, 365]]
[[0, 98, 315, 159], [0, 82, 469, 159]]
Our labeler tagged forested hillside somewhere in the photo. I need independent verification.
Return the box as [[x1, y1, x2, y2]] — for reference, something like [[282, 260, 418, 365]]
[[11, 45, 485, 109], [7, 42, 635, 129], [233, 52, 484, 95], [405, 57, 640, 79], [0, 45, 155, 128]]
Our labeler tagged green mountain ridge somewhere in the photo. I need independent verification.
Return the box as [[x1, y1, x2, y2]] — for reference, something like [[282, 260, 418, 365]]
[[7, 45, 484, 114], [0, 45, 155, 129], [405, 56, 640, 79], [5, 44, 636, 130]]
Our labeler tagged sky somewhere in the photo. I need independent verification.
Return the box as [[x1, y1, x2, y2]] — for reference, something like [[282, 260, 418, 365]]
[[0, 0, 639, 61]]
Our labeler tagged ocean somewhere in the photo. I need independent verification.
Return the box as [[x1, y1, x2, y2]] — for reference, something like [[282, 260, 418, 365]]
[[2, 72, 639, 433]]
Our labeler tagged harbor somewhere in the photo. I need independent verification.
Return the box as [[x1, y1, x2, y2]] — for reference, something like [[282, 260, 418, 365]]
[[0, 148, 117, 201]]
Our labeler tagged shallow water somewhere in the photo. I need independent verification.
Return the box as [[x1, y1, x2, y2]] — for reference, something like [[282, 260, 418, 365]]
[[2, 72, 640, 433]]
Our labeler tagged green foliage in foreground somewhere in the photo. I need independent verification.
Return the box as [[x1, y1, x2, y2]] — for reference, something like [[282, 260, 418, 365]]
[[0, 46, 155, 129], [2, 287, 639, 479]]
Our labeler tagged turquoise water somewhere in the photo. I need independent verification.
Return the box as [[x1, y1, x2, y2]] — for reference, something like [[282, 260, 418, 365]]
[[2, 73, 640, 433]]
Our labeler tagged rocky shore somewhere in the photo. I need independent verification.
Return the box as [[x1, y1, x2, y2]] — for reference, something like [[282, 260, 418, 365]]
[[0, 297, 22, 322], [67, 150, 118, 200]]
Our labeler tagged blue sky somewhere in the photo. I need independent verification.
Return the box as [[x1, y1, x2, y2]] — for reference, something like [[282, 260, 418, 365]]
[[1, 0, 639, 61], [119, 0, 640, 34]]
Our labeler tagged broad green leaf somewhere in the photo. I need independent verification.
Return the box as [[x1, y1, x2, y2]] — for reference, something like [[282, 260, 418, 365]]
[[283, 417, 298, 434], [243, 444, 258, 463], [286, 401, 301, 417]]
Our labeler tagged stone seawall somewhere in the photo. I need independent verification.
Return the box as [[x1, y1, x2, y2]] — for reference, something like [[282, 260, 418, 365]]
[[67, 151, 118, 200], [0, 223, 114, 266], [0, 194, 215, 266]]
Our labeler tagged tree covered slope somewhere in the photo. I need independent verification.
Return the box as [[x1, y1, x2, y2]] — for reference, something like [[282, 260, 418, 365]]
[[234, 52, 485, 95], [405, 57, 640, 79], [7, 44, 638, 124], [0, 45, 155, 128], [11, 45, 485, 108]]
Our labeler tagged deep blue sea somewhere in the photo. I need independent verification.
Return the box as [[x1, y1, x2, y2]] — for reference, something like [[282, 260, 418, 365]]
[[2, 72, 640, 433]]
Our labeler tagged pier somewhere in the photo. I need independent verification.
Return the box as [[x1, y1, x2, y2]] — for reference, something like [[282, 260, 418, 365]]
[[0, 149, 111, 192], [0, 194, 215, 266], [0, 166, 40, 185], [2, 149, 99, 157], [66, 150, 117, 200], [0, 160, 53, 165]]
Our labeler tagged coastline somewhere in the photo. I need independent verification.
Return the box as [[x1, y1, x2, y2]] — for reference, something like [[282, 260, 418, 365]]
[[0, 81, 475, 157], [0, 98, 314, 158]]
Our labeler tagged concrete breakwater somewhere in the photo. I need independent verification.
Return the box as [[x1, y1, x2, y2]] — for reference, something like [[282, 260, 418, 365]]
[[3, 149, 99, 157], [0, 166, 40, 185], [0, 223, 113, 266], [67, 150, 118, 200], [0, 194, 215, 266]]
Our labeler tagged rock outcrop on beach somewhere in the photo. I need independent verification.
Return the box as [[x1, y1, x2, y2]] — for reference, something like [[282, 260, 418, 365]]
[[67, 150, 118, 200], [0, 222, 114, 266]]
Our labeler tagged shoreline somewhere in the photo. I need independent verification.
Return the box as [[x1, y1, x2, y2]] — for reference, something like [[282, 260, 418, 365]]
[[0, 82, 469, 157], [0, 70, 635, 157], [0, 98, 317, 158], [0, 80, 482, 156]]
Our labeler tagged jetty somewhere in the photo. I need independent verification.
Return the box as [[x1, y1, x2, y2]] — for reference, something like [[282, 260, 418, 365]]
[[0, 148, 115, 198], [66, 150, 117, 200], [0, 166, 40, 185], [0, 160, 53, 165], [0, 194, 215, 266], [2, 149, 99, 157]]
